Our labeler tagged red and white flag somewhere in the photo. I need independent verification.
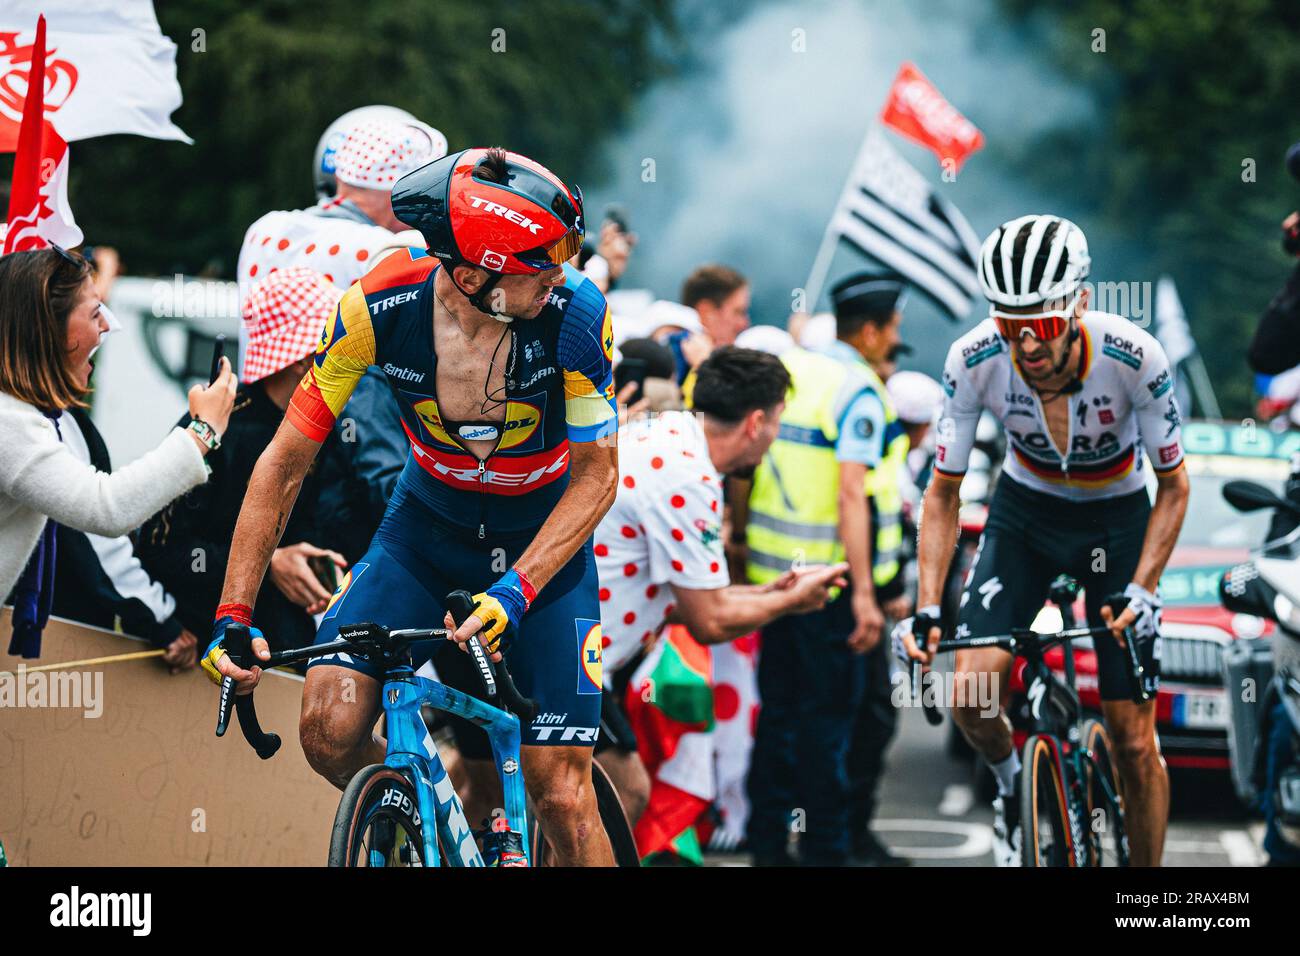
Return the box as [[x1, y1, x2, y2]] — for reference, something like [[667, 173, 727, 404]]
[[879, 61, 984, 172], [0, 0, 190, 151], [3, 15, 81, 254]]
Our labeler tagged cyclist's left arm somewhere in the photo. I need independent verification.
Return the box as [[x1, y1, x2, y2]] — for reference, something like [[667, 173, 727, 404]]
[[450, 284, 619, 655], [1116, 340, 1191, 633]]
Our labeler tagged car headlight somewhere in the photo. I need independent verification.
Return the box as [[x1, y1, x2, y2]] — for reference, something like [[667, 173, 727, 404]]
[[1231, 613, 1267, 639], [1275, 593, 1300, 632]]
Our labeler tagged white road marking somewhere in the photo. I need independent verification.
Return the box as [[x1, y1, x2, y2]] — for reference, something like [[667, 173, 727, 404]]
[[1218, 830, 1265, 866], [1164, 840, 1229, 855], [938, 783, 975, 817], [872, 819, 993, 859]]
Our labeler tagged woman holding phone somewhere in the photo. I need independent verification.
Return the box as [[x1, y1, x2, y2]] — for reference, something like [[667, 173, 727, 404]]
[[0, 246, 235, 656]]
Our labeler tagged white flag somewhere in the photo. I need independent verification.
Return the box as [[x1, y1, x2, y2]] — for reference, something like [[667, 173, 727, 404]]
[[810, 126, 981, 321], [0, 0, 190, 149]]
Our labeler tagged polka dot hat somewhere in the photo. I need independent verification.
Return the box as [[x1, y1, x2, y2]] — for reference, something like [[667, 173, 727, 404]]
[[332, 119, 436, 191], [241, 266, 343, 383]]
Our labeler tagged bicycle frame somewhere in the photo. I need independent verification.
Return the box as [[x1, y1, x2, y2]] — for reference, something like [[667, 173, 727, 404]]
[[213, 597, 539, 868], [905, 577, 1141, 865], [381, 664, 530, 867]]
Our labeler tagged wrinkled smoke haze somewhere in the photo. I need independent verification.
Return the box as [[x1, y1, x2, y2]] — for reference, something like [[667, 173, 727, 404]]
[[589, 0, 1124, 377]]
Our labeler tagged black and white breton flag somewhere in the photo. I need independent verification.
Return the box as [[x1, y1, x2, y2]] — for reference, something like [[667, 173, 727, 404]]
[[826, 127, 981, 321]]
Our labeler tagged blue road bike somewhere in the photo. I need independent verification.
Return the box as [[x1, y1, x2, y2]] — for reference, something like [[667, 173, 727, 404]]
[[215, 590, 537, 866]]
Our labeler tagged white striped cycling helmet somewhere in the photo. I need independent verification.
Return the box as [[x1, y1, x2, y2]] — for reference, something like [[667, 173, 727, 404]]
[[978, 215, 1091, 309]]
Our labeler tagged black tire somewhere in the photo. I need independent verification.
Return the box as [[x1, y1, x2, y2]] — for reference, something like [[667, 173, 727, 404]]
[[1082, 719, 1129, 866], [1020, 734, 1073, 867], [329, 764, 432, 867], [531, 760, 641, 866]]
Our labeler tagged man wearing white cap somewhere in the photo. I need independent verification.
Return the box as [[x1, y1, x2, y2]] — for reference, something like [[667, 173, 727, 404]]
[[138, 267, 350, 653], [235, 113, 447, 554], [237, 116, 445, 310]]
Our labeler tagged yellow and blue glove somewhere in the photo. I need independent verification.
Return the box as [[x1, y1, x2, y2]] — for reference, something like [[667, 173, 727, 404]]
[[202, 603, 264, 685], [470, 569, 536, 655]]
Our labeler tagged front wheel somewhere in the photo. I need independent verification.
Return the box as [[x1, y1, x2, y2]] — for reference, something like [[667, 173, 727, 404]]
[[1021, 734, 1073, 867], [531, 760, 641, 866], [1082, 719, 1129, 866], [329, 764, 431, 867]]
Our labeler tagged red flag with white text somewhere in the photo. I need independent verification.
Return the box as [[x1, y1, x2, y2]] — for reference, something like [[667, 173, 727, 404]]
[[3, 15, 81, 254], [879, 61, 984, 172]]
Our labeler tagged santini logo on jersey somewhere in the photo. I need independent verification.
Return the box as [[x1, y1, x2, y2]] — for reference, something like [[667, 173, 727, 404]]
[[1102, 333, 1144, 369], [383, 363, 426, 383], [369, 289, 420, 315], [468, 195, 545, 233]]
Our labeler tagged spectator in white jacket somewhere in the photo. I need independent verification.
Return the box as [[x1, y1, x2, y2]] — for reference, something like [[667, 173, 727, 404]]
[[0, 246, 235, 657]]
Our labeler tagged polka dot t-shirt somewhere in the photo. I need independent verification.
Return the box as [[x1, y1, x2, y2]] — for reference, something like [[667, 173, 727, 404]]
[[594, 410, 728, 674]]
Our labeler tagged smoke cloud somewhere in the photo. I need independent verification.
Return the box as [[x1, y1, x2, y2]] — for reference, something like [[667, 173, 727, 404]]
[[590, 0, 1118, 377]]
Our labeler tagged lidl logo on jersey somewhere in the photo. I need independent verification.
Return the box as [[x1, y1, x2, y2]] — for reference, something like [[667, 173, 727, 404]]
[[322, 563, 369, 621], [601, 307, 615, 361], [576, 619, 603, 695], [498, 400, 542, 450], [412, 398, 455, 446], [1101, 333, 1144, 369]]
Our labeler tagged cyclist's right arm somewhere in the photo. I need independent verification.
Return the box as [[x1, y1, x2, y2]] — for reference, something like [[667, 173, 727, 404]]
[[205, 284, 375, 688], [905, 343, 983, 662]]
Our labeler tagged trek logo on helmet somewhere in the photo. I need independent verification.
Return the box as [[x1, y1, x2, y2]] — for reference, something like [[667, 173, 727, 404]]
[[468, 195, 545, 234]]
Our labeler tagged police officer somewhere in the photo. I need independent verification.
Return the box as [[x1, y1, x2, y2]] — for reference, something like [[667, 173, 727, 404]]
[[741, 329, 891, 866], [823, 271, 913, 865]]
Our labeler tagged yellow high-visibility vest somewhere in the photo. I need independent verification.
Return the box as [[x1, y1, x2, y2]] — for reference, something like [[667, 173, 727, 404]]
[[745, 346, 908, 588]]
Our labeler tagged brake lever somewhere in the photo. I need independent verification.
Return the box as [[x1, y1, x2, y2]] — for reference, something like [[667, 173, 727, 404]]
[[213, 623, 281, 759], [446, 590, 498, 700]]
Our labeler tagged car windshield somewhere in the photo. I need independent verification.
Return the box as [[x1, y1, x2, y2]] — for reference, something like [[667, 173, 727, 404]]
[[1177, 455, 1288, 549]]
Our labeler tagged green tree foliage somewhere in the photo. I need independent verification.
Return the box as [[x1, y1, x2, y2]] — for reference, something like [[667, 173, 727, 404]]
[[999, 0, 1300, 415], [41, 0, 676, 278]]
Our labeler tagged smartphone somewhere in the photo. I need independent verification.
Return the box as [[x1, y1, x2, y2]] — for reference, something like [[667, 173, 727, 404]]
[[614, 357, 649, 406], [209, 334, 226, 385], [309, 554, 339, 594]]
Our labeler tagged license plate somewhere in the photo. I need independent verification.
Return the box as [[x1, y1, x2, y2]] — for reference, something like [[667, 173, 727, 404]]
[[1174, 691, 1228, 729]]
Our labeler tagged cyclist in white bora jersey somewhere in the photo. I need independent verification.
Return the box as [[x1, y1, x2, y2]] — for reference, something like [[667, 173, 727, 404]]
[[898, 215, 1189, 867]]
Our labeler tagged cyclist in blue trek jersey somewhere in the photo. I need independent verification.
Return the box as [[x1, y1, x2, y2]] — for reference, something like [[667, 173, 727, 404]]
[[203, 147, 620, 866]]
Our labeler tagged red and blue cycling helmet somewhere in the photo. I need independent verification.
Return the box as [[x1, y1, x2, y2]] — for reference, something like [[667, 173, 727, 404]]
[[392, 147, 584, 279]]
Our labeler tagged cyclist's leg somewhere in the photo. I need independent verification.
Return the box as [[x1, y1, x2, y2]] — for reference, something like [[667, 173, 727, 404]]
[[508, 542, 612, 865], [1082, 494, 1167, 866], [950, 521, 1052, 766], [300, 538, 448, 790]]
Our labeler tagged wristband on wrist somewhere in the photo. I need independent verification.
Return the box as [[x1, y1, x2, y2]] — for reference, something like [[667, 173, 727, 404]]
[[188, 417, 221, 451], [511, 567, 537, 608], [216, 602, 253, 626]]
